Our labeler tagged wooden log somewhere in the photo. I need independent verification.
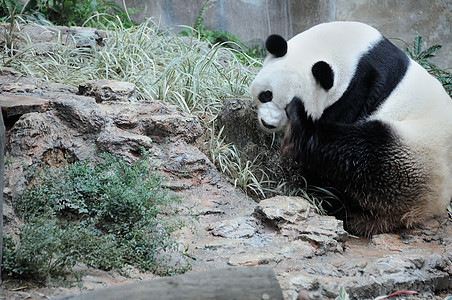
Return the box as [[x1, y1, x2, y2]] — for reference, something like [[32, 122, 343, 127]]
[[60, 266, 284, 300]]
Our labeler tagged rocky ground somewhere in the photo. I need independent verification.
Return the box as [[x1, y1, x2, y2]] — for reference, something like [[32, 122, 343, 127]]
[[0, 23, 451, 300], [0, 67, 451, 300]]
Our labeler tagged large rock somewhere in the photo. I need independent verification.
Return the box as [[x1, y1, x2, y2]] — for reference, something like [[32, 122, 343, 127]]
[[255, 196, 348, 254], [1, 71, 204, 200]]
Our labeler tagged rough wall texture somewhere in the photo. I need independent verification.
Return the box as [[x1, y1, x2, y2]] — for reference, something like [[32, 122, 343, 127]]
[[117, 0, 451, 68], [335, 0, 451, 68]]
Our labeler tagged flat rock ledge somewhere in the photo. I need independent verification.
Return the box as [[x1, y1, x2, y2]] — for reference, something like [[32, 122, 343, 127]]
[[1, 68, 451, 300], [78, 79, 137, 103]]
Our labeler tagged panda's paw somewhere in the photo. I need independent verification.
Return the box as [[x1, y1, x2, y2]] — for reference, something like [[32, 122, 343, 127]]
[[286, 97, 303, 121], [286, 97, 310, 128], [283, 98, 309, 160]]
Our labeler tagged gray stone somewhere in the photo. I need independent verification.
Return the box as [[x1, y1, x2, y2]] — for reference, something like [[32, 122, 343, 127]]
[[52, 96, 109, 134], [0, 24, 105, 54], [161, 142, 210, 178], [255, 195, 312, 224], [99, 103, 140, 129], [287, 273, 320, 291], [63, 26, 105, 48], [7, 112, 53, 154], [0, 67, 78, 96], [227, 251, 282, 267], [78, 80, 137, 103], [200, 239, 245, 251], [0, 94, 50, 118], [208, 216, 257, 239], [140, 113, 202, 143], [96, 125, 154, 161], [275, 239, 316, 260], [0, 70, 206, 203], [255, 196, 348, 253]]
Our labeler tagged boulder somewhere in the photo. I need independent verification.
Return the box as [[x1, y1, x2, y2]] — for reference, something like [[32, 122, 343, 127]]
[[255, 196, 348, 254], [1, 70, 205, 200]]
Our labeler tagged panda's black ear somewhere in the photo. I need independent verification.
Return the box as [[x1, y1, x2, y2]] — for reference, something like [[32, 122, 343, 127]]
[[312, 61, 334, 90], [266, 34, 287, 58]]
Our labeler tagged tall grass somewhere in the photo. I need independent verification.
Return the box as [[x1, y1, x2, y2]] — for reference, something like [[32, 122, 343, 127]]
[[2, 18, 259, 117], [207, 125, 278, 197]]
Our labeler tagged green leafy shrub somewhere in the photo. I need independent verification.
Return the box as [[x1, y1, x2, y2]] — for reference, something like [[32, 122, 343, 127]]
[[405, 35, 452, 97], [3, 151, 188, 281], [0, 0, 134, 28]]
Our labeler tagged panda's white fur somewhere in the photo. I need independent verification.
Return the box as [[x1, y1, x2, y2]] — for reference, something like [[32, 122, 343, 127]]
[[372, 61, 452, 217], [250, 21, 452, 236], [251, 22, 382, 127]]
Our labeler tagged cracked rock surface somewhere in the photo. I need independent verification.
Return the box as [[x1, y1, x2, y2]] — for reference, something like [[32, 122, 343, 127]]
[[1, 67, 451, 300]]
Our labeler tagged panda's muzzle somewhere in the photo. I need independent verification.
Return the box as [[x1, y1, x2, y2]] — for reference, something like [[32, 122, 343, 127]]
[[260, 119, 276, 130]]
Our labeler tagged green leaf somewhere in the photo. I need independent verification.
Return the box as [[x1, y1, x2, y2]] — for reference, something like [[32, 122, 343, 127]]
[[335, 286, 350, 300], [419, 44, 442, 60], [413, 34, 422, 56]]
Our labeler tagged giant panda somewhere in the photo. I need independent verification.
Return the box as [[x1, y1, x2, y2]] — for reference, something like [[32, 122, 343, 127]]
[[250, 21, 452, 237]]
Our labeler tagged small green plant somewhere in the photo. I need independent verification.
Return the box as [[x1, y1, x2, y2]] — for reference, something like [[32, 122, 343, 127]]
[[3, 150, 189, 281], [405, 35, 452, 97]]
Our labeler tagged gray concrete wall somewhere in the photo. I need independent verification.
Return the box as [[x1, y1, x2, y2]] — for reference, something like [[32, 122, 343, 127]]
[[118, 0, 451, 68], [335, 0, 451, 68], [119, 0, 336, 42]]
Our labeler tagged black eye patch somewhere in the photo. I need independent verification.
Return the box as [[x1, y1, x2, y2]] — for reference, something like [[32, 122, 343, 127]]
[[258, 90, 273, 103]]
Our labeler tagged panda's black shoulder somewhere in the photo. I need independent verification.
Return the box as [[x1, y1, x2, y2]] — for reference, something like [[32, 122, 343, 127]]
[[321, 37, 410, 124]]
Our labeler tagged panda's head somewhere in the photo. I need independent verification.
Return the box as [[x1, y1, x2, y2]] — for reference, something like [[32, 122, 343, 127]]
[[250, 35, 334, 131], [250, 22, 382, 132]]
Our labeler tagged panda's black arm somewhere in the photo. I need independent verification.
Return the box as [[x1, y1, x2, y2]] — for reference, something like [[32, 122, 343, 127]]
[[285, 97, 426, 212]]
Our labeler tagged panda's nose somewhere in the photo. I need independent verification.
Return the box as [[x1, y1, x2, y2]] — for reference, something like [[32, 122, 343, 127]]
[[258, 90, 273, 103], [261, 119, 276, 129]]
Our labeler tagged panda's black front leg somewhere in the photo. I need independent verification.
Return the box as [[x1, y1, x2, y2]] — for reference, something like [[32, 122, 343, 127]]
[[282, 97, 315, 162], [283, 97, 322, 169], [283, 97, 427, 217]]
